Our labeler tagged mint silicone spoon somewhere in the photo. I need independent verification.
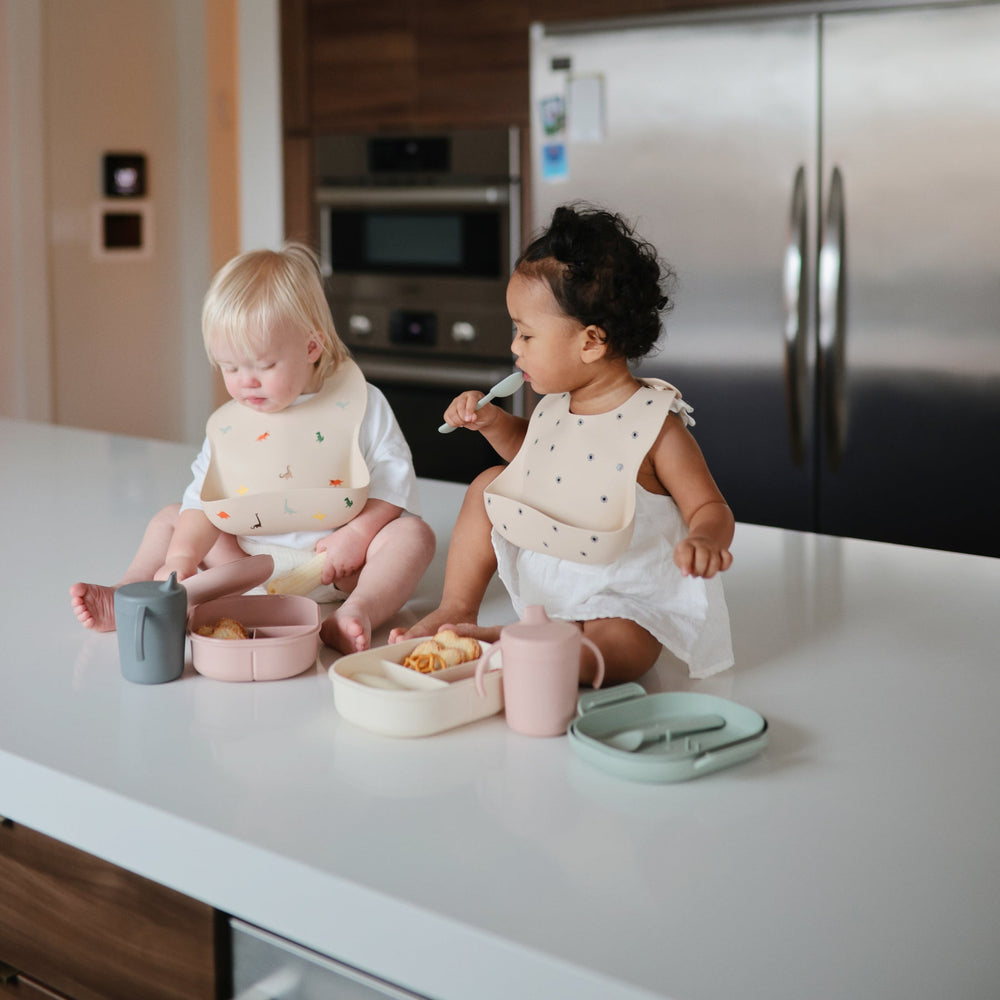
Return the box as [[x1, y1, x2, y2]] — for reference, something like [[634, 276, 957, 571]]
[[606, 714, 727, 753], [438, 371, 524, 433]]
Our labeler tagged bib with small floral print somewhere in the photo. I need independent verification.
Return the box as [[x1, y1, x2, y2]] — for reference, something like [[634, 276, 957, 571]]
[[484, 379, 693, 565], [201, 359, 370, 536]]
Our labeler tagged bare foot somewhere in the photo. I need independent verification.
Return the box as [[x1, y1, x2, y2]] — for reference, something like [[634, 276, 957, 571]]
[[70, 582, 118, 632], [320, 604, 373, 655]]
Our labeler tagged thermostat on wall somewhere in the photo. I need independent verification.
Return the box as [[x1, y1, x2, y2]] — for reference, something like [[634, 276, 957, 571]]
[[92, 201, 154, 259], [103, 152, 147, 198], [94, 152, 153, 258]]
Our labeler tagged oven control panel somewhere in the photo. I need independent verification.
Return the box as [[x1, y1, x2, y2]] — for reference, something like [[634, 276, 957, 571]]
[[390, 310, 437, 347], [333, 299, 511, 361], [347, 311, 483, 349]]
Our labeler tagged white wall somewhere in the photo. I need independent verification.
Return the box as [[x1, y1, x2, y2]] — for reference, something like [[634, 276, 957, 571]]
[[238, 0, 283, 253], [0, 0, 283, 446], [0, 0, 52, 423]]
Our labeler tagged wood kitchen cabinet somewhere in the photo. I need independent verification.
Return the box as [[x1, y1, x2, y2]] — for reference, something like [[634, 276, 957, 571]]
[[1, 965, 72, 998], [279, 0, 776, 242], [284, 0, 768, 131], [0, 820, 229, 1000]]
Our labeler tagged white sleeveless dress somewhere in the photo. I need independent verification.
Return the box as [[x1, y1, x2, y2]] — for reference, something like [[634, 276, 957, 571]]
[[491, 384, 734, 678]]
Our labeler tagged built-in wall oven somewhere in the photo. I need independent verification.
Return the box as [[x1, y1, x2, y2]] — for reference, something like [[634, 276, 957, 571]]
[[315, 129, 521, 483]]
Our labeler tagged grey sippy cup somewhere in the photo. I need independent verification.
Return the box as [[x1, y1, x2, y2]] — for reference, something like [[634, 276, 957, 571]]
[[114, 573, 187, 684]]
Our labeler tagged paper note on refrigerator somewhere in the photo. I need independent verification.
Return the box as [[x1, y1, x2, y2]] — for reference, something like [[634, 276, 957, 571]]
[[568, 75, 605, 142]]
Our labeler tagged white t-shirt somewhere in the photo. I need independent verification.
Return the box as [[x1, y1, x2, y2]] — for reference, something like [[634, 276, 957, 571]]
[[180, 383, 419, 551]]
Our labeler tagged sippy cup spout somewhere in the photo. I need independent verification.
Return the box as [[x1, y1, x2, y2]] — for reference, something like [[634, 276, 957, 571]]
[[520, 605, 550, 626], [160, 571, 181, 594]]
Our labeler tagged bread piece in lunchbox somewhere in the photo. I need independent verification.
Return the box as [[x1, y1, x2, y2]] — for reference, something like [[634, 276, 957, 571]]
[[196, 616, 250, 640], [402, 630, 482, 673], [436, 629, 481, 661]]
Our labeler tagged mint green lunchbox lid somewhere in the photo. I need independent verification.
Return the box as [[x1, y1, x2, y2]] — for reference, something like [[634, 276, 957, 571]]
[[568, 683, 768, 783]]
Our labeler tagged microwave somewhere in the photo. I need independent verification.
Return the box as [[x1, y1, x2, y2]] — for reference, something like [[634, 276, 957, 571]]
[[321, 196, 504, 280], [315, 130, 520, 362]]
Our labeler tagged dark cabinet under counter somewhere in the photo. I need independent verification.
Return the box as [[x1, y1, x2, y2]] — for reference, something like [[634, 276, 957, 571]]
[[0, 820, 229, 1000]]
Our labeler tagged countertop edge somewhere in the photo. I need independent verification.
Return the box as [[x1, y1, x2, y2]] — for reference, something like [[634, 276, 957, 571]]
[[0, 748, 667, 1000]]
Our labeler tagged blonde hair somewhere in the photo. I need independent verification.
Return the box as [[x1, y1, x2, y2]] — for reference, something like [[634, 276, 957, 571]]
[[201, 243, 349, 373]]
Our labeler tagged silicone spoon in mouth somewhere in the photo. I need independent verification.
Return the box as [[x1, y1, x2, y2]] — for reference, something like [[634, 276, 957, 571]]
[[438, 371, 524, 434]]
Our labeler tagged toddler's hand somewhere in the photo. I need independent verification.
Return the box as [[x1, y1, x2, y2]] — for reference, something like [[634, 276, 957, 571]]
[[441, 390, 497, 434], [674, 536, 733, 579]]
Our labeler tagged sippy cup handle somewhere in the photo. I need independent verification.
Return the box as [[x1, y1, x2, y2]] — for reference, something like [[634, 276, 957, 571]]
[[474, 645, 501, 698], [581, 636, 605, 689], [133, 604, 147, 662]]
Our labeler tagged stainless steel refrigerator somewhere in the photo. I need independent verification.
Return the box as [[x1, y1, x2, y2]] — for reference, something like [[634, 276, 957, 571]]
[[530, 2, 1000, 558]]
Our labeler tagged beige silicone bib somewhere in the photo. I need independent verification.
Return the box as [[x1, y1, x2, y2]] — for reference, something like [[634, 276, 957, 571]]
[[201, 359, 370, 535], [485, 380, 687, 564]]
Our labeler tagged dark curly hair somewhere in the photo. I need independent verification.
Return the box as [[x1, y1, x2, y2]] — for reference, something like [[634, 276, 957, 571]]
[[514, 203, 675, 362]]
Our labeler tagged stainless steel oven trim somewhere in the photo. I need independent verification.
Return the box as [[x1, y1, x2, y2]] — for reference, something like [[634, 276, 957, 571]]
[[316, 186, 511, 207], [355, 355, 514, 387], [355, 356, 524, 417]]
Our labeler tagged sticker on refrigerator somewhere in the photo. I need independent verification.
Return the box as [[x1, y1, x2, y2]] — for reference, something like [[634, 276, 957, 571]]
[[540, 95, 566, 136], [541, 143, 568, 182]]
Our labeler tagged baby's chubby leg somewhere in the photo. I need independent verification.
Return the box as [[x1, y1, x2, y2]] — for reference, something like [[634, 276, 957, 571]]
[[579, 617, 662, 686], [70, 504, 245, 632], [70, 504, 182, 631], [388, 467, 503, 643], [320, 515, 435, 655]]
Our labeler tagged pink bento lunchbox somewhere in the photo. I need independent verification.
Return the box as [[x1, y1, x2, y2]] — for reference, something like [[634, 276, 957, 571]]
[[183, 554, 321, 682]]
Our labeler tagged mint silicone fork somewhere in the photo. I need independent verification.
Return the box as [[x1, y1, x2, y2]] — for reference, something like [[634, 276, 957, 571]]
[[438, 371, 524, 434]]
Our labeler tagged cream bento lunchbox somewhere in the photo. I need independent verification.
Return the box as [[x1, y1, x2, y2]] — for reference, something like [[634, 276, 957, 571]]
[[329, 638, 503, 737], [183, 554, 321, 682]]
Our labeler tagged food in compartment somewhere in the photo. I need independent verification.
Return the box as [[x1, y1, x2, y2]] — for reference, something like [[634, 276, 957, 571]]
[[402, 629, 481, 673], [195, 616, 250, 640]]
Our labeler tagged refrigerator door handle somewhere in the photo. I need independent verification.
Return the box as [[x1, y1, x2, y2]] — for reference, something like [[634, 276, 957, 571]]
[[818, 166, 847, 472], [782, 166, 809, 466]]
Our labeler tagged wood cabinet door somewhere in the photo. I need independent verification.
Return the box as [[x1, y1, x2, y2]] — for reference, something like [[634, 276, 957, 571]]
[[0, 967, 73, 998], [0, 821, 227, 1000]]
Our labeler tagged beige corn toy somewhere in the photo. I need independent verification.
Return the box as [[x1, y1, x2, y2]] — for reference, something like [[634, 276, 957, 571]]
[[266, 552, 327, 597]]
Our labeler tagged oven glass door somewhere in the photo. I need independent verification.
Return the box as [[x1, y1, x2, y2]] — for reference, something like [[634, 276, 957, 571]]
[[377, 378, 512, 484], [327, 208, 502, 278], [318, 185, 513, 283], [359, 357, 519, 484]]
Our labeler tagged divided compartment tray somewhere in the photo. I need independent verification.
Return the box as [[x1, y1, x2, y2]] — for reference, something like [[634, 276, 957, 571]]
[[568, 683, 767, 783], [329, 638, 503, 737], [185, 555, 321, 682]]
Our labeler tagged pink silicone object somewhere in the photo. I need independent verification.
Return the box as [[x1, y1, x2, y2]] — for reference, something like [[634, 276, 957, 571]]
[[181, 554, 275, 607], [185, 555, 321, 682]]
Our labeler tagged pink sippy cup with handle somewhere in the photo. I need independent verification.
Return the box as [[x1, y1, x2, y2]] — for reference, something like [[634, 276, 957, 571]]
[[475, 605, 604, 737]]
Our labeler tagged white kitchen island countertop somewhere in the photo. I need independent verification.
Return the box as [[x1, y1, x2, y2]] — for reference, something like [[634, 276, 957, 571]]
[[2, 416, 999, 1000]]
